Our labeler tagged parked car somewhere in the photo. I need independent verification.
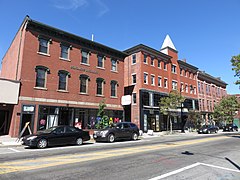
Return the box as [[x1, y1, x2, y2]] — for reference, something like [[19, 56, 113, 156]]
[[223, 124, 238, 132], [22, 125, 90, 148], [197, 125, 219, 134], [93, 122, 139, 143]]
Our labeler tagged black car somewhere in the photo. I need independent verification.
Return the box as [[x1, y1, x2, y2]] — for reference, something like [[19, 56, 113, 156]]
[[223, 124, 238, 132], [197, 125, 219, 134], [93, 122, 139, 143], [22, 125, 90, 148]]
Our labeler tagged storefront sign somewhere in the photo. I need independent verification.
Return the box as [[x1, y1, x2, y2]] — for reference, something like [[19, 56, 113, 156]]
[[71, 66, 98, 74], [121, 95, 131, 105], [23, 105, 35, 112]]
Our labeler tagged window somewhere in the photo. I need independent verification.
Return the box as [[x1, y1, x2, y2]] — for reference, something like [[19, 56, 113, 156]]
[[151, 75, 155, 86], [164, 78, 168, 88], [58, 70, 70, 91], [60, 44, 70, 59], [96, 78, 104, 95], [172, 81, 177, 90], [143, 54, 147, 64], [132, 93, 137, 104], [164, 62, 167, 70], [132, 74, 136, 84], [171, 64, 177, 74], [158, 76, 162, 87], [111, 59, 117, 71], [144, 73, 148, 84], [80, 74, 89, 94], [180, 68, 183, 76], [81, 50, 89, 64], [35, 66, 49, 88], [185, 84, 188, 93], [151, 57, 154, 66], [158, 60, 161, 68], [97, 55, 104, 68], [132, 54, 136, 64], [181, 83, 184, 92], [110, 80, 117, 97], [38, 38, 49, 54]]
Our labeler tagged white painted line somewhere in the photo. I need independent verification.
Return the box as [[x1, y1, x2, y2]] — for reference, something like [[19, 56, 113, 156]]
[[148, 162, 201, 180], [200, 162, 240, 173], [8, 148, 21, 152]]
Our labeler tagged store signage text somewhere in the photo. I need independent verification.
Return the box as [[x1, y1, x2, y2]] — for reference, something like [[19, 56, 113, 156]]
[[71, 66, 98, 74]]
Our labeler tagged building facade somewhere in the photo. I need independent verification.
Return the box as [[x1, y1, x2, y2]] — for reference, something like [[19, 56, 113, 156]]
[[1, 16, 127, 137], [197, 71, 227, 123], [123, 35, 199, 132]]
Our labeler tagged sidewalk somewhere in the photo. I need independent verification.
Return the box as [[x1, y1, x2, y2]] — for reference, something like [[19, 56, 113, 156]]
[[0, 130, 198, 147]]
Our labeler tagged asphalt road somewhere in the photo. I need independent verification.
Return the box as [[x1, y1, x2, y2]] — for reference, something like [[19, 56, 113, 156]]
[[0, 132, 240, 180]]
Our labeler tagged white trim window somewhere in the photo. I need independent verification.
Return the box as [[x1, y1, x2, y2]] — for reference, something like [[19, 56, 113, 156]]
[[143, 54, 148, 64], [144, 73, 148, 84], [132, 74, 137, 84], [164, 78, 168, 88], [132, 54, 136, 64], [111, 59, 117, 72], [158, 76, 162, 87], [81, 50, 89, 65], [151, 74, 155, 86], [171, 64, 177, 74], [172, 80, 177, 90], [158, 60, 161, 69]]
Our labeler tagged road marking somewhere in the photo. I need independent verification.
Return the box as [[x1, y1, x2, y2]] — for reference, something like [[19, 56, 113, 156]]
[[0, 136, 231, 175], [8, 148, 21, 152], [148, 162, 240, 180]]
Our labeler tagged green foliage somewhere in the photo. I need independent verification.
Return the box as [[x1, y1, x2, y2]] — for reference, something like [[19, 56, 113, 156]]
[[231, 54, 240, 85], [186, 110, 202, 130], [213, 96, 240, 123], [96, 99, 109, 129]]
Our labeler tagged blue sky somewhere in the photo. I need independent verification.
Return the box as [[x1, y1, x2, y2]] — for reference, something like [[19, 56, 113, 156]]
[[0, 0, 239, 94]]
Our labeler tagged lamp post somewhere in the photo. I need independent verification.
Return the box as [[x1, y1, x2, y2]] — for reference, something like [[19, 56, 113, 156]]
[[180, 85, 194, 133]]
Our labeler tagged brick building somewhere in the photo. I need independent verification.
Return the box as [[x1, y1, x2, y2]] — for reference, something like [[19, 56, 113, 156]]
[[123, 35, 199, 132], [197, 71, 227, 123], [0, 16, 127, 137]]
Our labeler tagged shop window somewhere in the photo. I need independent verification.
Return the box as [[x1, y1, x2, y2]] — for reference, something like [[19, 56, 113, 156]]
[[142, 92, 150, 106], [35, 66, 50, 88], [110, 80, 118, 97], [79, 74, 90, 94], [58, 70, 70, 91], [96, 78, 105, 95]]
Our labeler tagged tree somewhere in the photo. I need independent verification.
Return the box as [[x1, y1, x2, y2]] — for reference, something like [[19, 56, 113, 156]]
[[185, 110, 202, 131], [213, 96, 240, 124], [96, 99, 109, 129], [231, 54, 240, 85], [159, 90, 185, 134]]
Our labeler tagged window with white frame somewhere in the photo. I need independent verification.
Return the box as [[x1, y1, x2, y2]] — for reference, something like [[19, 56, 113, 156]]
[[144, 73, 148, 84], [158, 76, 162, 87], [35, 66, 49, 88], [97, 55, 104, 68], [81, 50, 89, 64], [171, 64, 177, 74], [80, 74, 89, 94], [132, 54, 136, 64], [58, 70, 70, 91], [111, 59, 117, 71], [132, 74, 136, 84], [181, 83, 184, 92], [164, 62, 167, 70], [172, 80, 177, 90], [143, 54, 147, 64], [185, 84, 188, 93], [164, 78, 168, 88], [110, 80, 117, 97], [151, 75, 155, 86], [150, 57, 154, 66], [96, 78, 105, 95], [38, 37, 50, 54], [132, 93, 137, 104], [158, 60, 161, 68]]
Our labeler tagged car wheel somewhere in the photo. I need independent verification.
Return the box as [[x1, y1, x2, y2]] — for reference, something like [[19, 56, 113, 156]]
[[76, 138, 83, 145], [37, 139, 47, 149], [108, 134, 115, 143], [132, 133, 138, 141], [215, 130, 218, 133], [207, 130, 211, 134]]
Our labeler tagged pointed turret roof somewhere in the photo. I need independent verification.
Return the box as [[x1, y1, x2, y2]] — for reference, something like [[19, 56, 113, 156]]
[[160, 35, 177, 54]]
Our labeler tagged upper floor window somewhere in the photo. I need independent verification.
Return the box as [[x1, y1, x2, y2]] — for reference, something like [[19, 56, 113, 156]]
[[110, 80, 118, 97], [96, 78, 105, 95], [181, 83, 184, 92], [172, 81, 177, 90], [132, 74, 136, 84], [164, 78, 168, 88], [185, 84, 188, 93], [132, 54, 136, 64], [180, 68, 183, 76], [58, 70, 70, 91], [97, 55, 104, 68], [132, 93, 137, 104], [151, 75, 155, 86], [38, 37, 51, 54], [81, 50, 89, 64], [60, 44, 71, 60], [144, 73, 148, 84], [143, 54, 147, 64], [171, 64, 177, 74], [164, 62, 167, 70], [79, 74, 89, 94], [158, 76, 162, 87], [35, 66, 49, 88], [158, 60, 161, 68], [150, 57, 154, 66], [111, 59, 117, 71]]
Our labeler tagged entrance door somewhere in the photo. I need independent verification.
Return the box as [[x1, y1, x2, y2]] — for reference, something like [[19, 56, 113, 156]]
[[20, 114, 34, 137], [147, 117, 156, 131], [0, 110, 8, 135]]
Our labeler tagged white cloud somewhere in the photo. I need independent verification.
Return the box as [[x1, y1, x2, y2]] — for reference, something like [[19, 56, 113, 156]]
[[53, 0, 88, 10], [96, 0, 109, 17]]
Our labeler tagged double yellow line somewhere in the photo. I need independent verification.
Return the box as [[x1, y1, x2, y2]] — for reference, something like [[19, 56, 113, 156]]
[[0, 136, 229, 175]]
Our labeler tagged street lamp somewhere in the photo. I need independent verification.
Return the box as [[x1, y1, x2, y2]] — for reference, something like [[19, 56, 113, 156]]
[[180, 85, 194, 133]]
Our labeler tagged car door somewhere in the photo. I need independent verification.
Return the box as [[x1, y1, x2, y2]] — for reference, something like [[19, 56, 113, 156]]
[[65, 126, 80, 144], [114, 123, 125, 139], [48, 126, 66, 146], [122, 123, 131, 138]]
